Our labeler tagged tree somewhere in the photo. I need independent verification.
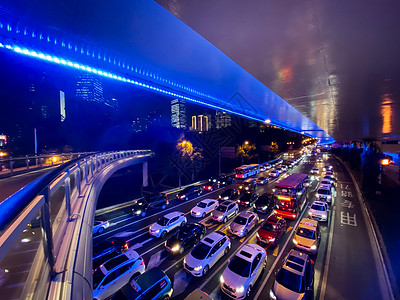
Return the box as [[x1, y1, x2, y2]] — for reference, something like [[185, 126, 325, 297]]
[[270, 141, 279, 154], [174, 138, 203, 186], [236, 141, 256, 164]]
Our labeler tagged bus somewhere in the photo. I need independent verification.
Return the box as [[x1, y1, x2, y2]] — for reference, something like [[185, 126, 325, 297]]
[[235, 164, 260, 179], [273, 173, 309, 219]]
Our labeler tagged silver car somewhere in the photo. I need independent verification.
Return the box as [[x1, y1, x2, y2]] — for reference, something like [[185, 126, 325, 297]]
[[229, 212, 259, 237], [221, 243, 267, 299], [212, 201, 239, 223], [149, 211, 187, 238]]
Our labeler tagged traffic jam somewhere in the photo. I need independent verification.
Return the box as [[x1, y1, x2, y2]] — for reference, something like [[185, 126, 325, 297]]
[[92, 149, 338, 300]]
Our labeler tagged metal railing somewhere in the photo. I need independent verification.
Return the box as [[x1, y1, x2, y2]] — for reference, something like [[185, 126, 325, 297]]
[[0, 150, 153, 300]]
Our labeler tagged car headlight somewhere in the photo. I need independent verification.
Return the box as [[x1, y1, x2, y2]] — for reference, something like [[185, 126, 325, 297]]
[[171, 244, 180, 252], [310, 245, 317, 250], [269, 238, 275, 242], [263, 206, 268, 210], [308, 212, 312, 216], [136, 210, 142, 215], [293, 238, 298, 244], [236, 286, 245, 293], [327, 195, 332, 199], [194, 266, 202, 271], [220, 275, 224, 283]]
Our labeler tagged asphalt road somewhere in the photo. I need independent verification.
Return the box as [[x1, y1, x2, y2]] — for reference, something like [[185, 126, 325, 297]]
[[93, 154, 390, 300]]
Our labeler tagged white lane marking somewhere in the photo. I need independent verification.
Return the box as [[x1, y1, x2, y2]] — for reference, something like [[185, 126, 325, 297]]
[[147, 249, 167, 269], [6, 282, 25, 288], [113, 231, 136, 238], [254, 205, 308, 300], [131, 237, 154, 250], [340, 212, 357, 226], [320, 209, 335, 300], [127, 230, 149, 242], [173, 269, 192, 297]]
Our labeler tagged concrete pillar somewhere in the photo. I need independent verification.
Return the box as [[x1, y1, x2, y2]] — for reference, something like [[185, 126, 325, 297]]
[[143, 161, 148, 187]]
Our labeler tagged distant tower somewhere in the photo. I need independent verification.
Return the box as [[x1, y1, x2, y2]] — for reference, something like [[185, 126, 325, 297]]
[[192, 115, 209, 132], [75, 74, 104, 103], [171, 99, 187, 129], [215, 111, 231, 129], [60, 91, 66, 122]]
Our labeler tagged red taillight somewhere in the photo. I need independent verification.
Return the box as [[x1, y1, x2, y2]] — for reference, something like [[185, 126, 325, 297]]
[[124, 243, 128, 249], [311, 259, 315, 265], [141, 259, 145, 265], [166, 200, 169, 205]]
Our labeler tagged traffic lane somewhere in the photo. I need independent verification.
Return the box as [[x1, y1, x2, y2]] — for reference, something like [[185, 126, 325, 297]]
[[323, 158, 383, 300]]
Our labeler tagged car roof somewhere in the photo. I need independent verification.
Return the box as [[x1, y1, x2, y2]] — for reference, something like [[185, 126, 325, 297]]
[[237, 211, 257, 219], [318, 184, 331, 190], [101, 250, 140, 272], [320, 179, 331, 184], [266, 215, 281, 224], [220, 200, 235, 206], [236, 243, 264, 261], [282, 249, 308, 276], [201, 231, 226, 246], [311, 200, 326, 206], [200, 199, 216, 204], [299, 218, 318, 229], [164, 211, 184, 219]]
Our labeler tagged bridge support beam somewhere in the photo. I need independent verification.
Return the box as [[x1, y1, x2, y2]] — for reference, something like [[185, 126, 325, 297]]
[[143, 161, 148, 187]]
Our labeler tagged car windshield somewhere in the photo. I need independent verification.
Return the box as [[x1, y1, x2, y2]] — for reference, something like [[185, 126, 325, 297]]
[[216, 205, 227, 212], [228, 256, 251, 277], [276, 269, 304, 293], [321, 180, 330, 185], [93, 268, 105, 289], [182, 187, 192, 193], [197, 202, 207, 208], [233, 216, 247, 225], [241, 194, 252, 201], [262, 222, 277, 232], [256, 196, 269, 205], [311, 204, 325, 211], [176, 228, 190, 239], [318, 189, 330, 195], [297, 228, 316, 239], [191, 242, 211, 260], [157, 217, 169, 226]]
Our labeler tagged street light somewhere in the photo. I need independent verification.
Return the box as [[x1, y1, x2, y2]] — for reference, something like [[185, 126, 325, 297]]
[[245, 141, 249, 145]]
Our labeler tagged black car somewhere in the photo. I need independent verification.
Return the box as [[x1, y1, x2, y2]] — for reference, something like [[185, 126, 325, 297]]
[[132, 193, 168, 217], [218, 175, 234, 187], [219, 189, 240, 202], [254, 193, 274, 213], [165, 223, 206, 254], [93, 237, 129, 270], [238, 192, 258, 206], [176, 185, 202, 200]]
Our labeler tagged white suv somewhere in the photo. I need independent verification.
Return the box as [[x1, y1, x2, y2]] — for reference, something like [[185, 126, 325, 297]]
[[212, 201, 239, 223], [149, 211, 187, 238], [191, 199, 218, 218], [184, 231, 231, 277], [229, 212, 259, 237], [221, 243, 267, 299], [308, 201, 329, 221], [92, 250, 145, 300], [316, 184, 333, 204]]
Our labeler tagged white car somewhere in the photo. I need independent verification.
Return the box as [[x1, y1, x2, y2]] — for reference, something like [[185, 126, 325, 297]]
[[149, 211, 187, 238], [323, 164, 333, 172], [319, 179, 333, 189], [269, 170, 279, 178], [221, 243, 267, 299], [316, 184, 334, 204], [256, 177, 268, 185], [93, 220, 109, 234], [184, 231, 231, 277], [310, 168, 319, 174], [229, 212, 259, 237], [92, 250, 145, 300], [308, 201, 329, 221], [212, 201, 239, 223], [191, 199, 218, 218]]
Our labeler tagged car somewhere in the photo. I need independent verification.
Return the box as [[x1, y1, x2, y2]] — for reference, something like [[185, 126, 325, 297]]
[[293, 218, 320, 254], [324, 170, 334, 177], [132, 193, 169, 217], [310, 168, 319, 174], [323, 175, 336, 184], [112, 267, 173, 300], [316, 185, 333, 204], [92, 250, 146, 300], [269, 250, 314, 300], [149, 212, 187, 238], [280, 165, 288, 172], [93, 237, 129, 270], [266, 164, 272, 170], [256, 215, 287, 246], [93, 220, 109, 235], [269, 170, 279, 178], [212, 201, 239, 223], [238, 178, 257, 192], [323, 164, 333, 171], [191, 199, 218, 218], [319, 179, 333, 190], [218, 175, 234, 187], [185, 289, 213, 300], [275, 167, 283, 174], [260, 166, 266, 172], [220, 243, 267, 299], [204, 177, 220, 192], [308, 201, 329, 221], [176, 185, 202, 200], [184, 231, 231, 277], [219, 189, 240, 201], [165, 223, 206, 254], [238, 192, 258, 207], [229, 212, 259, 237], [256, 176, 268, 185], [254, 193, 274, 214]]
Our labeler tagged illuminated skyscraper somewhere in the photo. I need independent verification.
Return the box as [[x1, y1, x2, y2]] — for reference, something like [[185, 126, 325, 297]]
[[75, 74, 104, 103], [215, 111, 231, 129], [192, 115, 209, 132], [171, 99, 187, 129], [60, 91, 66, 122]]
